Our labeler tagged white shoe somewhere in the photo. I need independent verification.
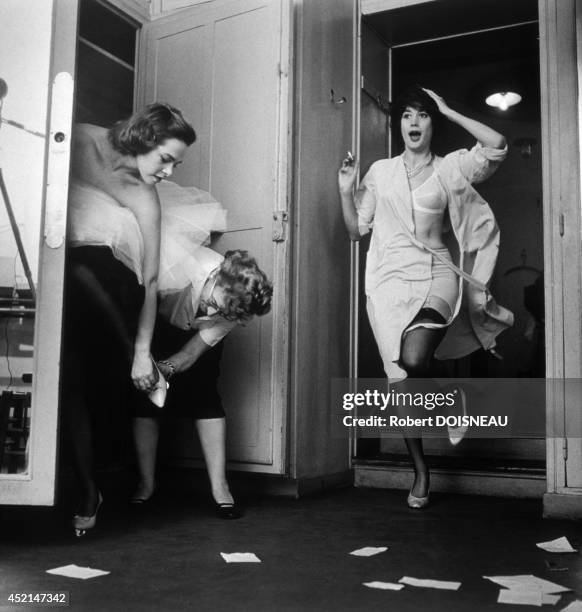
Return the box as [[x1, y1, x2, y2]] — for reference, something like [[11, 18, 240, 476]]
[[148, 362, 169, 408], [448, 387, 467, 446], [73, 491, 103, 537]]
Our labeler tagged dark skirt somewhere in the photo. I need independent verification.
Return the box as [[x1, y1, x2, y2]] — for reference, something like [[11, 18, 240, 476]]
[[133, 315, 225, 420], [61, 245, 224, 421], [61, 246, 145, 403]]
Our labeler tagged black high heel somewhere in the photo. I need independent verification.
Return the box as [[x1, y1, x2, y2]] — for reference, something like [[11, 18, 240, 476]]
[[214, 501, 243, 520], [130, 490, 156, 507]]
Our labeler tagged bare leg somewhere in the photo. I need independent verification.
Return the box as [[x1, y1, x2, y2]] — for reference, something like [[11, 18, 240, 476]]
[[398, 312, 447, 499], [195, 418, 234, 505], [132, 417, 160, 501]]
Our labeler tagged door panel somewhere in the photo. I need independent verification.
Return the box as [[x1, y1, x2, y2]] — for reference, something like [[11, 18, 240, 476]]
[[290, 0, 356, 479], [0, 0, 76, 504], [139, 0, 291, 471]]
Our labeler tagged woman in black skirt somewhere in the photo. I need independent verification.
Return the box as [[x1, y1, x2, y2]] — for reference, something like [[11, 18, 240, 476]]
[[131, 248, 272, 519], [63, 103, 196, 535]]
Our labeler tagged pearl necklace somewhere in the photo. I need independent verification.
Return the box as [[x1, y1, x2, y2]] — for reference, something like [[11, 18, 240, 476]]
[[404, 154, 434, 179]]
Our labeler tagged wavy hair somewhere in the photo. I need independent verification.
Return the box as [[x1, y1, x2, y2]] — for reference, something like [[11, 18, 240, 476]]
[[109, 102, 196, 156], [208, 250, 273, 323]]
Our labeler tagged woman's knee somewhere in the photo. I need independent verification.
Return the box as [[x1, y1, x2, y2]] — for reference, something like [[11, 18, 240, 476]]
[[401, 350, 431, 376]]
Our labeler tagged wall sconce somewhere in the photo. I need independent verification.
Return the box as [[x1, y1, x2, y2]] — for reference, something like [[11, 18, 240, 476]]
[[485, 91, 522, 111], [514, 137, 536, 159]]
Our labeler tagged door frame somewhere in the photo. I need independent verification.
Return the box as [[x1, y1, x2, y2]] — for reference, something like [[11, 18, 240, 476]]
[[353, 0, 581, 506], [540, 0, 582, 517]]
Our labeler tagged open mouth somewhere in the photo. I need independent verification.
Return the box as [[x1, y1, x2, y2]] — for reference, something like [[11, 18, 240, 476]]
[[408, 130, 422, 142]]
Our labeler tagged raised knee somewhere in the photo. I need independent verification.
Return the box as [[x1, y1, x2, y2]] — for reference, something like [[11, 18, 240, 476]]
[[401, 353, 430, 377]]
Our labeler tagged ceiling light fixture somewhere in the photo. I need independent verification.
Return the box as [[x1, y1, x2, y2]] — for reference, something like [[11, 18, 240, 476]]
[[485, 91, 522, 111]]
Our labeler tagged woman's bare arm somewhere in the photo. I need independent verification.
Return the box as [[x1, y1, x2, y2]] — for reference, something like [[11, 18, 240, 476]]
[[423, 88, 507, 149], [117, 183, 161, 391], [159, 333, 212, 376], [338, 155, 362, 242]]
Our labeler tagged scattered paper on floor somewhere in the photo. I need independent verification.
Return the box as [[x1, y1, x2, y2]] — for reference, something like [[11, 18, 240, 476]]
[[561, 601, 582, 612], [398, 576, 461, 590], [536, 537, 578, 553], [220, 552, 261, 563], [46, 564, 110, 580], [483, 575, 572, 594], [350, 547, 388, 557], [497, 589, 542, 606], [363, 581, 404, 590]]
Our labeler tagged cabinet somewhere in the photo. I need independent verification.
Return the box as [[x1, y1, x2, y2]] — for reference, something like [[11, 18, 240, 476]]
[[139, 0, 355, 484]]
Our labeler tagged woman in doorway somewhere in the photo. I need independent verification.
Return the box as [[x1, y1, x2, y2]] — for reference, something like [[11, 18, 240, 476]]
[[63, 103, 196, 535], [337, 86, 512, 508], [131, 245, 272, 519]]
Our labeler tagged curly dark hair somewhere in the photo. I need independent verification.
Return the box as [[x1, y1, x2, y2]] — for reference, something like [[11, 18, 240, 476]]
[[208, 250, 273, 323], [108, 102, 196, 156]]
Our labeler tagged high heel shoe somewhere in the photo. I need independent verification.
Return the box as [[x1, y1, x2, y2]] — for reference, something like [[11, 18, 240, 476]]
[[73, 492, 103, 537], [214, 501, 243, 520], [148, 361, 168, 408], [130, 484, 156, 506], [447, 387, 467, 446], [407, 487, 430, 509]]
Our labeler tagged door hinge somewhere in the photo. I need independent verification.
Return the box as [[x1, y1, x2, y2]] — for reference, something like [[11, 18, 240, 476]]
[[272, 210, 288, 242], [559, 213, 564, 237], [563, 437, 568, 462]]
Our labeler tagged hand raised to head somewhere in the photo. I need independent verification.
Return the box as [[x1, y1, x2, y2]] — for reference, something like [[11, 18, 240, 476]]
[[422, 88, 450, 116]]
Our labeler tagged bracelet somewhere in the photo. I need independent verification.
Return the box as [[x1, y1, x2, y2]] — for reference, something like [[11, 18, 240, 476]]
[[158, 360, 176, 380]]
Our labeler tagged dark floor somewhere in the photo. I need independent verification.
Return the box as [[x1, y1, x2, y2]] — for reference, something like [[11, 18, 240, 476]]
[[1, 484, 581, 612]]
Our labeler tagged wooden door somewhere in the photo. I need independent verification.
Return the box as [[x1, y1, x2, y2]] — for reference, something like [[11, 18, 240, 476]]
[[0, 0, 76, 504], [138, 0, 291, 472], [290, 0, 356, 481], [542, 0, 582, 494]]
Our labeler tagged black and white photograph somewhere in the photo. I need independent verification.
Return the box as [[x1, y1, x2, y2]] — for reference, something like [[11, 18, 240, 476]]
[[1, 0, 581, 610]]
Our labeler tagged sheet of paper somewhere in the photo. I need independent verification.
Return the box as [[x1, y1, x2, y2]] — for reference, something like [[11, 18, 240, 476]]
[[399, 576, 461, 590], [483, 574, 572, 594], [350, 546, 388, 557], [541, 593, 561, 605], [561, 601, 582, 612], [220, 552, 261, 563], [363, 581, 404, 591], [497, 589, 542, 606], [46, 564, 110, 580], [536, 536, 578, 553]]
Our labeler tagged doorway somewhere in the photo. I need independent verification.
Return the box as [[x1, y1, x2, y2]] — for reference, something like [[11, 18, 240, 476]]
[[66, 0, 139, 471], [355, 0, 545, 487]]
